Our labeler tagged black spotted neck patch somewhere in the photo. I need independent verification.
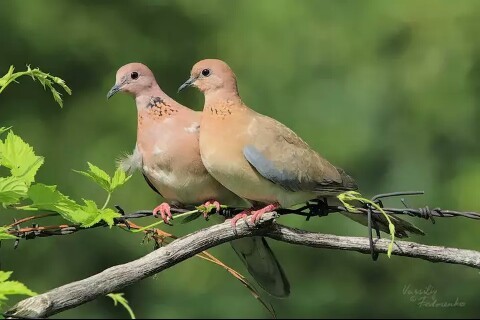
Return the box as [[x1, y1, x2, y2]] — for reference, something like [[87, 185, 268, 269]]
[[146, 96, 179, 117], [146, 96, 164, 108]]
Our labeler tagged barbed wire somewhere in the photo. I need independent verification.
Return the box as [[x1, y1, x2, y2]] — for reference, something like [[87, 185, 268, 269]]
[[5, 191, 479, 260]]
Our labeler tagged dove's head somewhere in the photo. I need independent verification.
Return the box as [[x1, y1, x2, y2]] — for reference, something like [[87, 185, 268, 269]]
[[178, 59, 238, 95], [107, 63, 157, 99]]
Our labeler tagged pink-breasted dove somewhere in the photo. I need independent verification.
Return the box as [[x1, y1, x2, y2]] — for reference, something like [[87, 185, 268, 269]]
[[107, 63, 290, 297], [179, 59, 424, 237]]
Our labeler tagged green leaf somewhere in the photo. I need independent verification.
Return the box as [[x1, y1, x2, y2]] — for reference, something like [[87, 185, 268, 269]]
[[74, 162, 111, 192], [0, 127, 10, 135], [0, 281, 36, 298], [24, 184, 80, 223], [0, 127, 10, 164], [0, 271, 12, 283], [0, 176, 28, 206], [75, 200, 121, 228], [96, 208, 121, 227], [0, 131, 44, 185], [337, 191, 362, 213], [107, 293, 136, 319], [52, 76, 72, 95], [24, 185, 120, 227], [50, 87, 63, 107], [0, 66, 16, 91], [337, 191, 396, 258], [86, 162, 111, 183], [75, 163, 132, 193], [0, 271, 36, 307], [0, 227, 18, 240], [110, 167, 132, 192], [0, 65, 72, 107], [74, 199, 100, 226]]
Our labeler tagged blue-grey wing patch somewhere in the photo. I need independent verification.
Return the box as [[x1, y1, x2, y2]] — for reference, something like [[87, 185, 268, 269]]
[[243, 145, 356, 193], [243, 145, 311, 192]]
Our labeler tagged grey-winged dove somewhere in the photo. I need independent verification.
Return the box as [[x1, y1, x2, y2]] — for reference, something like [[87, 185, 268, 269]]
[[107, 63, 290, 297], [179, 59, 424, 238]]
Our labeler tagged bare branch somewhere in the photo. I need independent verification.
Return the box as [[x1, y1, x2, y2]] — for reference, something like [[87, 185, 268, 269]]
[[267, 225, 480, 268], [6, 212, 480, 319]]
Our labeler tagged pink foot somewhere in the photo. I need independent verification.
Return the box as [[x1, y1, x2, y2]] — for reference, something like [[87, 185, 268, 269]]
[[230, 209, 252, 229], [250, 203, 280, 224], [152, 202, 172, 225], [202, 200, 221, 219]]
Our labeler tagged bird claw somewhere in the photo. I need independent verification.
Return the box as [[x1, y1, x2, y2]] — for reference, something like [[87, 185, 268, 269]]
[[152, 203, 173, 225], [201, 200, 221, 220], [250, 203, 280, 225], [230, 209, 252, 230]]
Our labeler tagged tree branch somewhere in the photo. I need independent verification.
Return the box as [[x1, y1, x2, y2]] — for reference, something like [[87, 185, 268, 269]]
[[6, 212, 480, 319]]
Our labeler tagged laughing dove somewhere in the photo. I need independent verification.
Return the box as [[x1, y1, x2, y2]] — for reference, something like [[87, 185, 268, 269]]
[[107, 63, 290, 297], [179, 59, 424, 237]]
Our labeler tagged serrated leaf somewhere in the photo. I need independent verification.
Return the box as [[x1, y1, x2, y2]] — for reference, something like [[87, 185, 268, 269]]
[[0, 131, 44, 185], [0, 271, 36, 306], [0, 281, 36, 299], [53, 76, 72, 95], [107, 293, 136, 319], [74, 162, 111, 192], [0, 228, 17, 240], [74, 170, 110, 191], [0, 176, 28, 205], [0, 65, 71, 106], [110, 167, 131, 192], [50, 88, 63, 107], [98, 208, 121, 227], [75, 199, 100, 226], [25, 184, 80, 223], [76, 200, 121, 228], [87, 162, 111, 182]]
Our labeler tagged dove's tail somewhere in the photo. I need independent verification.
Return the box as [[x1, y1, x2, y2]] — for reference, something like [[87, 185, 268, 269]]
[[230, 236, 290, 298], [340, 210, 425, 238], [326, 197, 425, 238]]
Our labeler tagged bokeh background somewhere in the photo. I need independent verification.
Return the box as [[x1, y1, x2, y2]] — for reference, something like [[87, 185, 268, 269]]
[[1, 0, 479, 318]]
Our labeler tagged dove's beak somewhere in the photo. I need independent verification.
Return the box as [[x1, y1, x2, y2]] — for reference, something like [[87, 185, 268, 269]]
[[107, 84, 122, 99], [178, 76, 196, 93]]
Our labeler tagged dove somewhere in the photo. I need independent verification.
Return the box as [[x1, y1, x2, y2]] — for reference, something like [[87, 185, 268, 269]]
[[107, 63, 290, 297], [179, 59, 424, 237]]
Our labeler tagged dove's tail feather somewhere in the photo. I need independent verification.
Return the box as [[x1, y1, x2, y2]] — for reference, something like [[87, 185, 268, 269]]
[[230, 236, 290, 298], [326, 197, 425, 238], [340, 210, 425, 238]]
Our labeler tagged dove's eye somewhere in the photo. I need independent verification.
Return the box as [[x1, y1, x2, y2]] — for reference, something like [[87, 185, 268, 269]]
[[130, 72, 139, 80], [201, 69, 211, 77]]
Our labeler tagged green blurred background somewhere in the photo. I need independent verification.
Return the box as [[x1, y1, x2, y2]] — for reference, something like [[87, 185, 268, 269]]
[[1, 0, 479, 318]]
